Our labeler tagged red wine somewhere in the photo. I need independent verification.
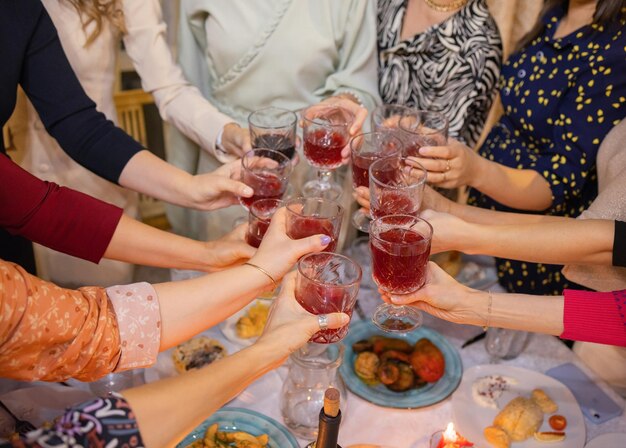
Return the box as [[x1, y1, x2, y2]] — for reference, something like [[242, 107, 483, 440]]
[[403, 142, 421, 157], [253, 134, 296, 159], [371, 190, 419, 219], [304, 129, 346, 169], [245, 219, 269, 248], [351, 157, 372, 188], [240, 171, 285, 209], [295, 283, 353, 343], [288, 217, 337, 252], [370, 228, 430, 294]]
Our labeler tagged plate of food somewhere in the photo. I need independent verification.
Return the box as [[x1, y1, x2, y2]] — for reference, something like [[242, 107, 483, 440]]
[[144, 335, 227, 383], [452, 365, 586, 448], [339, 320, 462, 408], [177, 407, 298, 447], [219, 299, 272, 347]]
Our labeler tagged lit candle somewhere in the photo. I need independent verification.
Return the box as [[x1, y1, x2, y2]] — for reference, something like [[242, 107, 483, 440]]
[[435, 422, 474, 448]]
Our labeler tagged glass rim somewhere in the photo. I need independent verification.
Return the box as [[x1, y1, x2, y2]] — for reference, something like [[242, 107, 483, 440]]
[[301, 105, 355, 129], [369, 156, 427, 190], [369, 214, 433, 245], [297, 251, 363, 287], [371, 103, 413, 120], [248, 106, 298, 129], [349, 131, 403, 161], [249, 198, 284, 221], [285, 196, 344, 219], [398, 111, 449, 136], [242, 148, 293, 177]]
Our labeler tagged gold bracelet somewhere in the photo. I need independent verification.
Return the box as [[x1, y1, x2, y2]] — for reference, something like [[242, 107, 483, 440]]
[[482, 291, 493, 331], [243, 262, 278, 290]]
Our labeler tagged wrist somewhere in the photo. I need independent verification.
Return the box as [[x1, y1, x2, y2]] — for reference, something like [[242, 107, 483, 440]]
[[468, 152, 489, 190], [245, 340, 290, 370], [466, 289, 491, 328], [462, 222, 487, 255]]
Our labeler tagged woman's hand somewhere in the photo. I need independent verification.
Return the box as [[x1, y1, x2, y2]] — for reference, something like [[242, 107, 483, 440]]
[[203, 224, 256, 272], [353, 186, 370, 212], [318, 95, 367, 164], [256, 272, 349, 361], [419, 209, 473, 254], [248, 207, 332, 281], [381, 262, 487, 327], [221, 123, 252, 158], [187, 159, 253, 211], [409, 138, 484, 189]]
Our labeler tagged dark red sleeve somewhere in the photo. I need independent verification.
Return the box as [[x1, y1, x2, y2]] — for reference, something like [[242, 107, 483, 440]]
[[0, 155, 123, 263]]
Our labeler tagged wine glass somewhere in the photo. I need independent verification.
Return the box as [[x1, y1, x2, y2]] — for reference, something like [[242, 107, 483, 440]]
[[301, 105, 354, 200], [369, 156, 427, 220], [245, 198, 283, 248], [350, 132, 403, 232], [399, 110, 449, 157], [370, 103, 413, 134], [239, 148, 292, 209], [248, 107, 298, 159], [369, 215, 433, 332], [285, 197, 344, 253], [295, 252, 362, 343]]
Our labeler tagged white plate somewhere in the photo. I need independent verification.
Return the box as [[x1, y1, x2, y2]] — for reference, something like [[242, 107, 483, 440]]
[[219, 299, 272, 347], [452, 365, 585, 448], [584, 432, 626, 448]]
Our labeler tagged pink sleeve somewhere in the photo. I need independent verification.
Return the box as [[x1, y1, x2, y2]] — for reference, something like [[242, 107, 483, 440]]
[[561, 289, 626, 347], [106, 282, 162, 370]]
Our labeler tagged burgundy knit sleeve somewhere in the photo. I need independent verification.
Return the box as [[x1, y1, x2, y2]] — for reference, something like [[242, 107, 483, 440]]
[[0, 155, 122, 263], [561, 289, 626, 347]]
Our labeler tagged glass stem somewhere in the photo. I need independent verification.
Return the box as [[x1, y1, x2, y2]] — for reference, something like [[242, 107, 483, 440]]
[[317, 169, 332, 190]]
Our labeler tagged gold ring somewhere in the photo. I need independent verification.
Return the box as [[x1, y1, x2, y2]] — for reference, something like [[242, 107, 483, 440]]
[[446, 159, 451, 172]]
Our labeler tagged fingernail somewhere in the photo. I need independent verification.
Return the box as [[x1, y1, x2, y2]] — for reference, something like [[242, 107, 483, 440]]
[[320, 235, 332, 245], [419, 147, 429, 155], [390, 295, 402, 304], [243, 187, 253, 196], [339, 314, 350, 325]]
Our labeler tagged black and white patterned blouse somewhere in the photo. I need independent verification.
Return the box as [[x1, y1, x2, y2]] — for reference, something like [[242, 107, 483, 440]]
[[377, 0, 502, 147]]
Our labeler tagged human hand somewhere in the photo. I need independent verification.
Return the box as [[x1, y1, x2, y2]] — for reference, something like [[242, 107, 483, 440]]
[[187, 159, 253, 211], [203, 224, 257, 272], [256, 272, 349, 360], [317, 95, 367, 164], [353, 186, 370, 213], [380, 262, 486, 327], [221, 123, 252, 158], [419, 209, 473, 254], [409, 137, 483, 188], [248, 207, 331, 282]]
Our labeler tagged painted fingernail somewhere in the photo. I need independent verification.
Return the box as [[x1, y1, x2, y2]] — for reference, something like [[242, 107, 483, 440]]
[[320, 235, 332, 245]]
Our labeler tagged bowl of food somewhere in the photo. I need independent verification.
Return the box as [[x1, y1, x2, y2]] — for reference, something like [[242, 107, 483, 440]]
[[220, 300, 272, 346]]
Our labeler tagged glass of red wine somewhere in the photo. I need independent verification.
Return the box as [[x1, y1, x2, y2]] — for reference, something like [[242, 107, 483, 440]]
[[370, 103, 413, 134], [399, 110, 449, 157], [350, 132, 403, 232], [286, 197, 344, 253], [369, 156, 427, 220], [369, 215, 433, 332], [245, 198, 283, 248], [301, 105, 354, 200], [240, 148, 292, 210], [248, 107, 298, 159], [295, 252, 362, 343]]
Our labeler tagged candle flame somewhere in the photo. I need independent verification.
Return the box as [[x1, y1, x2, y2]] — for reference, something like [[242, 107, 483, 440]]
[[443, 422, 458, 442]]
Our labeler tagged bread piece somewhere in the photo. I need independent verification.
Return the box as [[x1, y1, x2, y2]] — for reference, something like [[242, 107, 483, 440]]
[[484, 425, 511, 448], [493, 397, 544, 441], [534, 431, 566, 442], [532, 388, 558, 414], [172, 337, 226, 373]]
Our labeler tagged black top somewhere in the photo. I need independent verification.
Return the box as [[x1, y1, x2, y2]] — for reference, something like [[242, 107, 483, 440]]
[[614, 221, 626, 268], [0, 0, 143, 182]]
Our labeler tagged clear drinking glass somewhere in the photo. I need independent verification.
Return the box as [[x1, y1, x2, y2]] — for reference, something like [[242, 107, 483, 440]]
[[350, 132, 403, 232], [369, 215, 432, 333], [369, 156, 427, 220], [285, 197, 344, 253], [89, 371, 135, 396], [245, 198, 283, 248], [370, 103, 414, 134], [485, 327, 532, 361], [301, 105, 354, 200], [399, 110, 449, 157], [239, 148, 292, 210], [248, 107, 298, 159]]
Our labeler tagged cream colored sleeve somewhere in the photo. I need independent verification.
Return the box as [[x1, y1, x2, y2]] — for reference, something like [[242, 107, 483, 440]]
[[121, 0, 234, 158]]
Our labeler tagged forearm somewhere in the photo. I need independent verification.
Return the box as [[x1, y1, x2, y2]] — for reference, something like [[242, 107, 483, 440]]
[[123, 343, 280, 448], [449, 200, 562, 226]]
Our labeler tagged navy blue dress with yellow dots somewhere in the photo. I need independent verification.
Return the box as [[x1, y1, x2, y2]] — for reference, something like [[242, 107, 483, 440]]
[[468, 6, 626, 295]]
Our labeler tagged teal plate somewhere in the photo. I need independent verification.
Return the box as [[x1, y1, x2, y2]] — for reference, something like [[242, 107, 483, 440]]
[[339, 320, 462, 408], [177, 407, 298, 447]]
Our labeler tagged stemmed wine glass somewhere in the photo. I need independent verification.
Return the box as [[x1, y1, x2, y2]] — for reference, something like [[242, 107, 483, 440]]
[[239, 148, 292, 210], [295, 252, 362, 344], [350, 132, 403, 232], [285, 197, 344, 252], [301, 105, 354, 200], [245, 198, 283, 248], [369, 215, 433, 332], [399, 110, 449, 157], [369, 155, 427, 220], [248, 107, 298, 159], [370, 103, 413, 134]]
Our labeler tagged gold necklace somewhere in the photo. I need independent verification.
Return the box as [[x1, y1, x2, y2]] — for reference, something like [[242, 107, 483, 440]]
[[423, 0, 469, 13]]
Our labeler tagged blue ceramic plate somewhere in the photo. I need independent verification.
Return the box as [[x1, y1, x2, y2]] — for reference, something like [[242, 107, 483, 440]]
[[339, 320, 462, 408], [177, 407, 298, 447]]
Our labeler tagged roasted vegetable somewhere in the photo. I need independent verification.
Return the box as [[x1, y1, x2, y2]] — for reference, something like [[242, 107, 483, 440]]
[[377, 361, 400, 385], [372, 337, 413, 355], [386, 362, 415, 392], [354, 351, 380, 385], [352, 339, 374, 353], [379, 349, 410, 364], [409, 338, 445, 382]]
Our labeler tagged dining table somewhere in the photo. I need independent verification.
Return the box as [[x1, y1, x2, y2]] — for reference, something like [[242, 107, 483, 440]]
[[1, 265, 625, 448]]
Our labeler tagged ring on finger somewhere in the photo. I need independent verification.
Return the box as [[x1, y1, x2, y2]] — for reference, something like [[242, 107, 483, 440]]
[[445, 159, 451, 172], [318, 314, 329, 330]]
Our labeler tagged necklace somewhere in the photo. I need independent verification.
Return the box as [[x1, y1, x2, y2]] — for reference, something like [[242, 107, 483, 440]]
[[423, 0, 469, 13]]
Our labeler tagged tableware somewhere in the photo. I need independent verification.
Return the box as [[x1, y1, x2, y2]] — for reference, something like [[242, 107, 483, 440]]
[[295, 252, 362, 343], [89, 371, 134, 396], [240, 148, 292, 209], [584, 432, 626, 448], [399, 110, 449, 157], [301, 105, 354, 199], [370, 103, 413, 134], [177, 407, 299, 448], [286, 197, 344, 253], [369, 156, 427, 220], [219, 299, 272, 347], [350, 132, 402, 232], [339, 320, 462, 409], [246, 198, 283, 248], [249, 106, 298, 159], [452, 365, 586, 448], [369, 215, 432, 332], [485, 327, 531, 360], [281, 344, 347, 439], [455, 254, 499, 290]]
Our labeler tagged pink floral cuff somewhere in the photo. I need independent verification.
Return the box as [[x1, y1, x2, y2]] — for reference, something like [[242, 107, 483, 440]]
[[106, 282, 161, 370]]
